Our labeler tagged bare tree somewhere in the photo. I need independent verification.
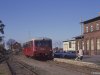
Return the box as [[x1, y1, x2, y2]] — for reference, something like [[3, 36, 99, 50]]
[[0, 20, 5, 34], [6, 39, 16, 50], [0, 20, 5, 56]]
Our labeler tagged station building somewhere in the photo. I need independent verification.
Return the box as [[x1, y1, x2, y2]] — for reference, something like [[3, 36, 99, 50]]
[[75, 16, 100, 55]]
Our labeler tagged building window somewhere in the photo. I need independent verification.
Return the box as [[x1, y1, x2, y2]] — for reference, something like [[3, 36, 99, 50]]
[[96, 24, 99, 30], [97, 39, 100, 50], [69, 42, 71, 48], [90, 25, 93, 32], [82, 41, 84, 50], [78, 41, 79, 50], [91, 39, 94, 50], [87, 40, 89, 50], [86, 26, 88, 32], [63, 43, 68, 50]]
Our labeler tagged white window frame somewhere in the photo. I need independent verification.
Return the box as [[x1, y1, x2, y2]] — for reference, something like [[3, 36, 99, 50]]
[[90, 25, 93, 32], [91, 39, 94, 50], [97, 39, 100, 50], [86, 26, 88, 32], [87, 40, 89, 50], [82, 41, 84, 50], [78, 41, 79, 50], [96, 23, 99, 30]]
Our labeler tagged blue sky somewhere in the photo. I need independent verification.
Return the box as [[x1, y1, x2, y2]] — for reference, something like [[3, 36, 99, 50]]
[[0, 0, 100, 46]]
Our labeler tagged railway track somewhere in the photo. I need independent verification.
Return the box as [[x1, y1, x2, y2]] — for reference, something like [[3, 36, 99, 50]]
[[16, 55, 90, 75], [20, 55, 100, 75], [17, 61, 38, 75], [6, 60, 16, 75], [6, 57, 38, 75], [0, 55, 8, 63], [7, 54, 100, 75]]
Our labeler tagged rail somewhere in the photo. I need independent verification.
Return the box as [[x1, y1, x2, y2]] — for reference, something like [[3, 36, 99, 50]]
[[6, 57, 38, 75]]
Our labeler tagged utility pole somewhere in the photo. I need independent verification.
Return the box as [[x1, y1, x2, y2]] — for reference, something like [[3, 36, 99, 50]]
[[80, 17, 83, 36], [80, 17, 83, 50]]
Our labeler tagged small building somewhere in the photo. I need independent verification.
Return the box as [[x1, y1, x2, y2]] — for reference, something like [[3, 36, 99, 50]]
[[12, 42, 22, 54], [63, 39, 76, 52]]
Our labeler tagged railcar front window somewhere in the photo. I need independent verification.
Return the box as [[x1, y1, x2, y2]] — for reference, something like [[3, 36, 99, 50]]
[[35, 40, 52, 47]]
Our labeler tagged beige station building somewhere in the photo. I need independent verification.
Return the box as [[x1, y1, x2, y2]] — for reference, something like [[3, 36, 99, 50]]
[[63, 39, 76, 52]]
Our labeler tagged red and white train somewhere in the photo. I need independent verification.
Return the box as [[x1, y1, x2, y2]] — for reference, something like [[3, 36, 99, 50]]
[[23, 38, 53, 59]]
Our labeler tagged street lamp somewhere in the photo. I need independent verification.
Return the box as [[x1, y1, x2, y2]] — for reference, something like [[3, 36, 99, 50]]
[[80, 17, 83, 50]]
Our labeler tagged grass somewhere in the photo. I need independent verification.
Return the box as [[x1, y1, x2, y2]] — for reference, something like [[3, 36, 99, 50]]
[[0, 72, 5, 75]]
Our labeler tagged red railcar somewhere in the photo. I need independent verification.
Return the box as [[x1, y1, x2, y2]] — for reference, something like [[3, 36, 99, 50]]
[[23, 38, 53, 59]]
